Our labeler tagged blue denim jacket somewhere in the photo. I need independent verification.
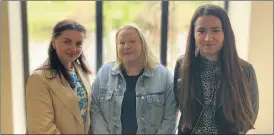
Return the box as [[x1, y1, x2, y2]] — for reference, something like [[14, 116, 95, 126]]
[[90, 62, 177, 134]]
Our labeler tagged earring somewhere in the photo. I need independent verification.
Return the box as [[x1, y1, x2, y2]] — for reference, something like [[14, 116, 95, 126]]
[[195, 48, 200, 57]]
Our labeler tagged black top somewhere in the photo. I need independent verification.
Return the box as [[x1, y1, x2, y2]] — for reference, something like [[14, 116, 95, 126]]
[[121, 69, 144, 134], [191, 56, 221, 134]]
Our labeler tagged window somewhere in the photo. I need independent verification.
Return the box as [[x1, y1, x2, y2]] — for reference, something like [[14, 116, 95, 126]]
[[103, 1, 162, 64], [27, 1, 96, 77]]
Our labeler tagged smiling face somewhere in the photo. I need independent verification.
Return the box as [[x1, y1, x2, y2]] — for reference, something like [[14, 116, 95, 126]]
[[116, 27, 142, 64], [51, 30, 85, 66], [194, 15, 224, 58]]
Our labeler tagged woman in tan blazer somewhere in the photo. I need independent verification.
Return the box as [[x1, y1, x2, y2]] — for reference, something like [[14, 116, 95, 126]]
[[26, 20, 92, 134]]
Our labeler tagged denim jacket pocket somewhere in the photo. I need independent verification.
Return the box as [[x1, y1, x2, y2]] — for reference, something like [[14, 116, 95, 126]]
[[98, 88, 114, 102], [98, 88, 114, 123], [146, 94, 165, 106], [146, 93, 165, 127]]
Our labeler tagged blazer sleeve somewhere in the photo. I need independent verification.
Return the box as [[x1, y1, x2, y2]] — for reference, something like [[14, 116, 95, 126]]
[[26, 73, 61, 134]]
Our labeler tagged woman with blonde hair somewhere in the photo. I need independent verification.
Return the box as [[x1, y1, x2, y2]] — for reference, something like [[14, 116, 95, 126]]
[[90, 24, 177, 134]]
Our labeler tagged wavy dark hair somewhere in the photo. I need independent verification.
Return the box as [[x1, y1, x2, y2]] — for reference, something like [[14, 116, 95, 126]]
[[179, 4, 255, 132], [47, 19, 91, 88]]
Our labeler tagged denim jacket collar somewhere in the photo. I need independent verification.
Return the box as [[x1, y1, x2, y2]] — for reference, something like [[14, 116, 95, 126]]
[[111, 65, 154, 77]]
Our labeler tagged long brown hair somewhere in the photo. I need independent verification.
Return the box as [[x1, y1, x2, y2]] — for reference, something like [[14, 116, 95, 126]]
[[179, 4, 255, 132], [47, 19, 91, 88]]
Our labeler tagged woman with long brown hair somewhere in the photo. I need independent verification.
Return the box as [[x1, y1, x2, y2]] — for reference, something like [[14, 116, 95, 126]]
[[26, 20, 92, 134], [174, 4, 259, 134]]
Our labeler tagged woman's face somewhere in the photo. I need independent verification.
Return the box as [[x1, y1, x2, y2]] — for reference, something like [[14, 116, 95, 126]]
[[194, 15, 224, 57], [51, 30, 85, 66], [117, 27, 143, 64]]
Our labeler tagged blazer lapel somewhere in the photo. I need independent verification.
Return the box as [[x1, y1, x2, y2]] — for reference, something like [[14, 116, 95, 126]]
[[73, 63, 92, 132], [73, 63, 91, 99], [45, 70, 83, 122]]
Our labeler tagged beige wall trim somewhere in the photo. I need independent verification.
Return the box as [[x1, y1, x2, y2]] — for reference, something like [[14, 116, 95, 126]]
[[248, 1, 273, 134], [1, 1, 14, 134]]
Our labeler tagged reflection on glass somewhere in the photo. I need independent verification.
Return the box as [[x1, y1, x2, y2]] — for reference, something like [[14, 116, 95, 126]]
[[27, 1, 96, 78], [167, 1, 224, 74], [103, 1, 161, 64]]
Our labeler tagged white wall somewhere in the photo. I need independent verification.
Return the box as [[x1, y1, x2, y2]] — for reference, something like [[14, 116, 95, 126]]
[[228, 1, 252, 61], [7, 1, 26, 133]]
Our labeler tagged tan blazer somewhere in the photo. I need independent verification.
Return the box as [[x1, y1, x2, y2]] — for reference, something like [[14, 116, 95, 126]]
[[26, 61, 92, 134]]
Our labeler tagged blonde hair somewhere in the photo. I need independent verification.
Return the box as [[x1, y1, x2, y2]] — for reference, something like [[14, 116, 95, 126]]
[[113, 24, 159, 70]]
